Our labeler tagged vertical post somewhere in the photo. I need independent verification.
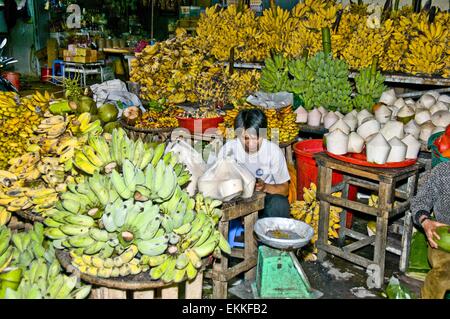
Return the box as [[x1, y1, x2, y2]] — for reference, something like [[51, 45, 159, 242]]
[[213, 220, 229, 299], [185, 272, 204, 299], [338, 179, 350, 247], [244, 211, 258, 280], [316, 158, 333, 260], [373, 180, 393, 288]]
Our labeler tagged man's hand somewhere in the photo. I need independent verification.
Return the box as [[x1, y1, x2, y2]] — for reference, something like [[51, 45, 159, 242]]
[[255, 179, 266, 192], [422, 219, 447, 248]]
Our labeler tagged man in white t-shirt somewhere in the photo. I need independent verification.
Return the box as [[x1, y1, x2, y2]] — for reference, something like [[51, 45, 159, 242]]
[[215, 109, 291, 218]]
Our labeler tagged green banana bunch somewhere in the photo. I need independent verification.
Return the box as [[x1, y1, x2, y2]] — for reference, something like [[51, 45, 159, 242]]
[[260, 54, 290, 93], [353, 66, 386, 111]]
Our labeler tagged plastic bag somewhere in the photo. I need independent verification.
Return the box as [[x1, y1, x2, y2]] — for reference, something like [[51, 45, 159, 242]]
[[385, 276, 413, 299], [246, 91, 293, 109], [165, 139, 207, 196], [90, 79, 144, 116], [198, 156, 256, 202]]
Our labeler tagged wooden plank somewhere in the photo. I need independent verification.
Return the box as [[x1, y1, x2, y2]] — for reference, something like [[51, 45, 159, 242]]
[[90, 287, 127, 299], [318, 193, 380, 216], [212, 257, 258, 282], [343, 228, 402, 256], [346, 178, 409, 200], [222, 197, 265, 221], [244, 211, 258, 280], [161, 285, 179, 299], [213, 220, 230, 299], [133, 290, 155, 299], [343, 236, 376, 253], [230, 248, 245, 259], [316, 242, 372, 268], [185, 272, 203, 299], [372, 181, 392, 287], [338, 182, 349, 246], [317, 165, 332, 257], [315, 153, 423, 180], [390, 201, 410, 218], [400, 210, 413, 273]]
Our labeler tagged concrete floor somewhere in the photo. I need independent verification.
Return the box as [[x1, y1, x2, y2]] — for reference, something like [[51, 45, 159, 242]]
[[201, 214, 424, 300]]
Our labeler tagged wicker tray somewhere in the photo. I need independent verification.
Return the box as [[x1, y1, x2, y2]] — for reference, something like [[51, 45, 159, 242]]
[[120, 119, 176, 134], [56, 249, 209, 291], [15, 210, 45, 223]]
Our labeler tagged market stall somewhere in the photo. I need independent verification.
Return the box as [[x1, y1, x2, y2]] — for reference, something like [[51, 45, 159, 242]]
[[2, 0, 450, 301]]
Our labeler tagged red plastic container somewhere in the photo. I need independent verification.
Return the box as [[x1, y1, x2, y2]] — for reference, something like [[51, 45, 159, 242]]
[[293, 139, 355, 228], [40, 67, 52, 83], [177, 116, 224, 134], [2, 72, 20, 91]]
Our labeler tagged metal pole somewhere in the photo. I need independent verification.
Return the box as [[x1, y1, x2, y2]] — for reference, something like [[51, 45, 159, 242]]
[[151, 0, 155, 40]]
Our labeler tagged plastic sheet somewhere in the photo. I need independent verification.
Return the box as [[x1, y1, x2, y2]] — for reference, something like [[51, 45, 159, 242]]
[[254, 217, 314, 250], [246, 91, 293, 109]]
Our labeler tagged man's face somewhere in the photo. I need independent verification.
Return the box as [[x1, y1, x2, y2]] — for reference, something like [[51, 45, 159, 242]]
[[238, 129, 262, 154]]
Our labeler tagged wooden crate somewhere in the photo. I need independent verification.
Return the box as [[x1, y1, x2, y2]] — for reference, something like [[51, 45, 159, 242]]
[[89, 272, 204, 299], [56, 249, 204, 299]]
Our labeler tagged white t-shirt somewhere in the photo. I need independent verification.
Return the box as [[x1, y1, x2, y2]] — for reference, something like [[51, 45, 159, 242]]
[[214, 139, 290, 185]]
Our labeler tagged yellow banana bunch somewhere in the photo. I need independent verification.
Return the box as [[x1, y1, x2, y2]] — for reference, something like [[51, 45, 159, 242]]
[[218, 105, 297, 143], [291, 183, 342, 246], [0, 92, 50, 169]]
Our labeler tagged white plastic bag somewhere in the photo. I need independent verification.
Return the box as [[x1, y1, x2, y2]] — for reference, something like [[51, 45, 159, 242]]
[[198, 156, 256, 202], [165, 139, 207, 196], [246, 91, 293, 109], [90, 79, 144, 116]]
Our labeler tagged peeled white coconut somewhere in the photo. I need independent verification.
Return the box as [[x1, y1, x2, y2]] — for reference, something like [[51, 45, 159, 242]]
[[295, 106, 308, 123], [329, 118, 351, 134], [394, 98, 407, 109], [419, 121, 436, 143], [388, 106, 399, 120], [418, 93, 436, 109], [405, 98, 416, 107], [366, 133, 391, 164], [387, 137, 407, 163], [380, 120, 404, 141], [347, 132, 365, 153], [318, 106, 328, 124], [402, 134, 421, 159], [349, 109, 358, 117], [357, 109, 374, 126], [335, 111, 344, 119], [438, 94, 450, 106], [430, 102, 449, 115], [404, 120, 421, 139], [343, 113, 357, 131], [357, 119, 380, 141], [426, 91, 440, 101], [325, 129, 348, 155], [415, 109, 431, 125], [431, 110, 450, 128], [374, 104, 392, 124], [397, 105, 415, 124], [324, 112, 339, 129], [307, 108, 321, 127], [432, 126, 445, 135], [379, 89, 397, 105], [219, 179, 244, 201]]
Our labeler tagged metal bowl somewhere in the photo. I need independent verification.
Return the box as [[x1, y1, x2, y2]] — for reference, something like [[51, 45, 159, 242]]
[[254, 217, 314, 250]]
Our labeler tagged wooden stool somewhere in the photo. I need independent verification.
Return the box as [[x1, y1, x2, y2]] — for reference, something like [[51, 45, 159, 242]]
[[205, 192, 265, 299], [314, 153, 424, 289]]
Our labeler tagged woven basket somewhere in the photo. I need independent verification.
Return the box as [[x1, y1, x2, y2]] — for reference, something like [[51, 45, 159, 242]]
[[120, 119, 175, 143]]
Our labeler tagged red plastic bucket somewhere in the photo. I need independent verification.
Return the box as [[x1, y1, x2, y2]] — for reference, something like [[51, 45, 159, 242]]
[[177, 116, 224, 134], [294, 139, 355, 228], [41, 67, 52, 83], [2, 72, 20, 91]]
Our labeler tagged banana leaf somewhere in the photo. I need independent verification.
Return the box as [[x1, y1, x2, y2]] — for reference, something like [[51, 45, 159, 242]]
[[407, 231, 431, 276]]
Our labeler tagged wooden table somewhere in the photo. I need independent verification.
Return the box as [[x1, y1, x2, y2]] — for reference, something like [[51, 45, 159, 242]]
[[205, 192, 265, 299], [314, 153, 424, 289]]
